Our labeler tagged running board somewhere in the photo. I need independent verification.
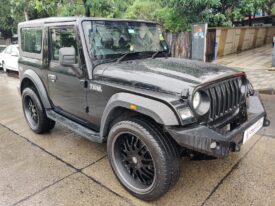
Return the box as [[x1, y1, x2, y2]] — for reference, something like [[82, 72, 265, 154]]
[[46, 110, 103, 143]]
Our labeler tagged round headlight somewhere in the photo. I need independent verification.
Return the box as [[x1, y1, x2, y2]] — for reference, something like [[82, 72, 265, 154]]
[[192, 92, 201, 109], [192, 91, 210, 116]]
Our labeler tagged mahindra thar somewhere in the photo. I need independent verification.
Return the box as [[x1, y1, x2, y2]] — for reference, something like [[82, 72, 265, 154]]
[[18, 17, 269, 200]]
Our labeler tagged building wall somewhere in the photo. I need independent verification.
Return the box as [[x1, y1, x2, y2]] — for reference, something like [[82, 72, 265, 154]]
[[0, 38, 11, 45], [165, 32, 192, 58], [214, 26, 275, 57]]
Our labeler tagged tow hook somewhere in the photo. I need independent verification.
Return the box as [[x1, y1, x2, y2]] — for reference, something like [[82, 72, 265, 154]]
[[230, 142, 240, 152], [263, 118, 270, 127], [235, 143, 241, 152]]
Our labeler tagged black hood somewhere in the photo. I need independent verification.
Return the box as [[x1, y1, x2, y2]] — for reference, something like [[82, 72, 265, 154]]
[[94, 58, 238, 95]]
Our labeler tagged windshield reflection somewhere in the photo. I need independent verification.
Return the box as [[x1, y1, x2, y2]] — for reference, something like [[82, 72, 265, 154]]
[[82, 20, 169, 62]]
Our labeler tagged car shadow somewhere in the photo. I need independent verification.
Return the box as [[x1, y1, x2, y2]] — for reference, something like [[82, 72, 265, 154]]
[[0, 70, 19, 79]]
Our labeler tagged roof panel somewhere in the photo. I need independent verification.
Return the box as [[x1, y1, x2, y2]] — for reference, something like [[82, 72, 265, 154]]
[[18, 16, 157, 27]]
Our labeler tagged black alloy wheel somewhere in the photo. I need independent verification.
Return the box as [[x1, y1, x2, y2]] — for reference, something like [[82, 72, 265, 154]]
[[107, 118, 181, 200], [24, 96, 39, 128], [114, 132, 156, 189], [22, 87, 55, 133]]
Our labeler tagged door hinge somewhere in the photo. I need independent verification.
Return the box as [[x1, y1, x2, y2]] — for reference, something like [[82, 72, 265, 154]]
[[85, 106, 89, 113]]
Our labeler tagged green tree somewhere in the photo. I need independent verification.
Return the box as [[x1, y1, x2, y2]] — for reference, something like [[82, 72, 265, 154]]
[[1, 0, 274, 35], [125, 0, 161, 21], [58, 0, 84, 16], [83, 0, 115, 17], [262, 0, 275, 15], [10, 0, 59, 21], [0, 1, 15, 38], [111, 0, 134, 18]]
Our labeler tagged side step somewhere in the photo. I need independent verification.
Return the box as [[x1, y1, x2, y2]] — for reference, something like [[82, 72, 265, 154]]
[[46, 110, 103, 143]]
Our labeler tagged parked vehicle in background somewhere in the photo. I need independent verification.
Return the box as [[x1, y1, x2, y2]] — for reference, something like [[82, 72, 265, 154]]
[[0, 45, 6, 53], [0, 44, 19, 72], [18, 17, 269, 201], [0, 45, 7, 68]]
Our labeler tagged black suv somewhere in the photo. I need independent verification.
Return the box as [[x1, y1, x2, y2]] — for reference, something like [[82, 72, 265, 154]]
[[18, 17, 269, 200]]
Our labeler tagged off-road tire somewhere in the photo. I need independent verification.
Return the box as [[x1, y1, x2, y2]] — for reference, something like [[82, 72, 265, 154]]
[[107, 118, 181, 201], [22, 87, 55, 133]]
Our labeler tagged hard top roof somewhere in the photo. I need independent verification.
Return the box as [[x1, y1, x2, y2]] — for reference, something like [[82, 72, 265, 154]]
[[18, 16, 157, 27]]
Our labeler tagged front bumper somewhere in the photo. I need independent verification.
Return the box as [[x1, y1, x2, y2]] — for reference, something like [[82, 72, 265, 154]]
[[166, 95, 269, 158]]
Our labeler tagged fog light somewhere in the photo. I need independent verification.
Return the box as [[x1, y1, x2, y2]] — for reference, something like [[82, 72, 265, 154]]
[[210, 141, 217, 149]]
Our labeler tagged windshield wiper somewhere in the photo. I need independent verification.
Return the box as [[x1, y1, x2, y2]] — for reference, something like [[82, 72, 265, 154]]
[[152, 50, 170, 59], [116, 52, 130, 63], [152, 51, 161, 59], [116, 52, 143, 63]]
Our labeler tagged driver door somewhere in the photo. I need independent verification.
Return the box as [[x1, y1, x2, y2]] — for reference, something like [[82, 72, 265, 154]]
[[47, 26, 88, 123]]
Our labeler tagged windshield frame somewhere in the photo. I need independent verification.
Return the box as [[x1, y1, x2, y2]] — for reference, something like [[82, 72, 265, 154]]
[[81, 20, 170, 65]]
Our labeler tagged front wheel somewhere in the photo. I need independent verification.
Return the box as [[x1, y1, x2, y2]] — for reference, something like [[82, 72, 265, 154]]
[[107, 118, 180, 200], [22, 87, 55, 133]]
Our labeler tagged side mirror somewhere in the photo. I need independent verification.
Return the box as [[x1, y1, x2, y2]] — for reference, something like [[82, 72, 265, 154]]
[[59, 47, 82, 77], [59, 47, 76, 66]]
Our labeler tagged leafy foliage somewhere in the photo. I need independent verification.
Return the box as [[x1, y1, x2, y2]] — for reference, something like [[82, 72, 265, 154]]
[[0, 1, 14, 38], [0, 0, 274, 38]]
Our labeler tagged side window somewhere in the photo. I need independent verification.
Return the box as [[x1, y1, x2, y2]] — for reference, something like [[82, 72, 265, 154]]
[[11, 46, 19, 55], [50, 27, 78, 62], [5, 46, 12, 54], [21, 28, 42, 54]]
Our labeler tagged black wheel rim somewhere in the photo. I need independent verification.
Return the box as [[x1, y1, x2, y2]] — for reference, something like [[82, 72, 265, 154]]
[[112, 132, 156, 193], [24, 95, 39, 128]]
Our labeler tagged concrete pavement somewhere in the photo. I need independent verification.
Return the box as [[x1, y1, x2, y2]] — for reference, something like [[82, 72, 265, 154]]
[[0, 72, 274, 206], [217, 44, 275, 91]]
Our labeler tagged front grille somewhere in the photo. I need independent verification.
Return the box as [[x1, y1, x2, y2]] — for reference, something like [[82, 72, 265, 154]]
[[203, 77, 243, 122]]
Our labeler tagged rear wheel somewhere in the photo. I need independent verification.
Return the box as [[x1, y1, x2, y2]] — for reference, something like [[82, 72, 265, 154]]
[[107, 118, 180, 200], [22, 87, 55, 133]]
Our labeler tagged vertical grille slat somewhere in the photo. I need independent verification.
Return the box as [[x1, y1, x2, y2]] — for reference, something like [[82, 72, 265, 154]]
[[210, 88, 217, 119], [207, 90, 213, 120], [225, 81, 231, 110], [220, 84, 227, 114], [233, 79, 240, 106], [202, 77, 242, 123], [215, 86, 222, 116], [229, 80, 236, 107]]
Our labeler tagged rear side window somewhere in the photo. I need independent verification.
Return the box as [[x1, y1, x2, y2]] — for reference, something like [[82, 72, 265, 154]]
[[21, 28, 42, 54]]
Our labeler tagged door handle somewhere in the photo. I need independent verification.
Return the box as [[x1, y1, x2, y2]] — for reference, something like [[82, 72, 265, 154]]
[[48, 74, 57, 82]]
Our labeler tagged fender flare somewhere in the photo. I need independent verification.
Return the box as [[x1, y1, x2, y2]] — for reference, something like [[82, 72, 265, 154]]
[[20, 69, 52, 109], [100, 92, 179, 138]]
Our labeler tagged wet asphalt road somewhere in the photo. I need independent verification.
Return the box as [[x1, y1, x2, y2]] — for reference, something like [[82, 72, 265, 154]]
[[0, 71, 274, 206]]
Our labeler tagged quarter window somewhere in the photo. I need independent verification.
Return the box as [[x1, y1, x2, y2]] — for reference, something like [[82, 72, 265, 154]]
[[21, 28, 42, 54]]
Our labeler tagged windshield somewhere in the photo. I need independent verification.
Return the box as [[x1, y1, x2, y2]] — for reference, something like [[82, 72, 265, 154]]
[[82, 20, 169, 61]]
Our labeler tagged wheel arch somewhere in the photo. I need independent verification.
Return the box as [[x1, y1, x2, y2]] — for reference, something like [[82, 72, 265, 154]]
[[20, 69, 52, 109], [100, 93, 179, 140]]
